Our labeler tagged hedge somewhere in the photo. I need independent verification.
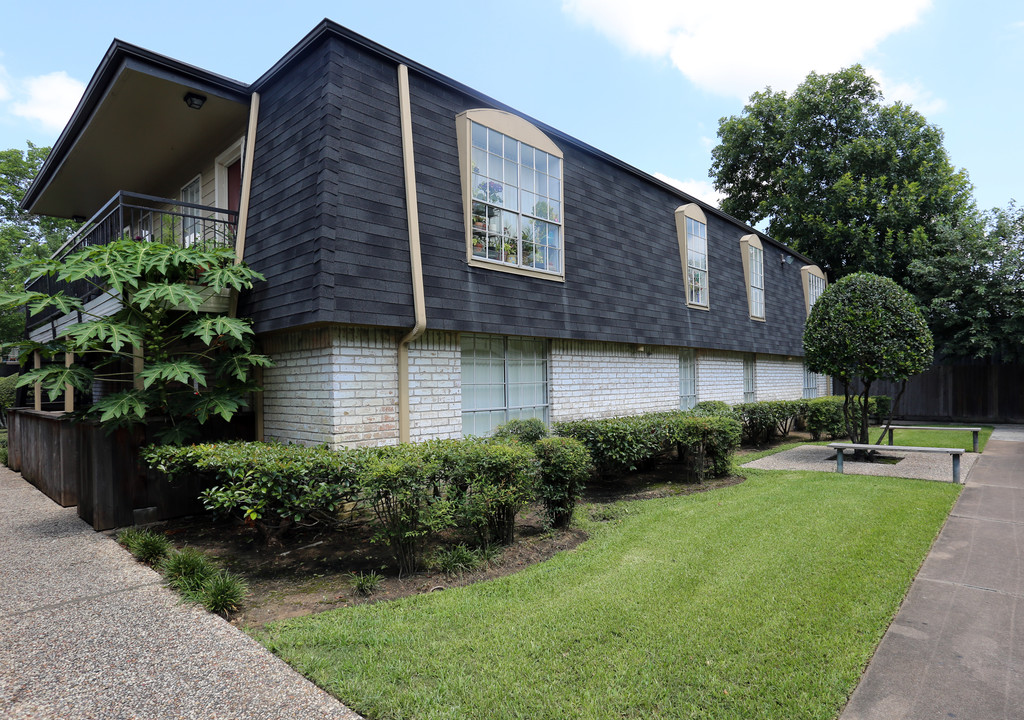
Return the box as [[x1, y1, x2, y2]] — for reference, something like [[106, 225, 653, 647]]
[[553, 410, 740, 480], [143, 442, 362, 544], [803, 396, 894, 441]]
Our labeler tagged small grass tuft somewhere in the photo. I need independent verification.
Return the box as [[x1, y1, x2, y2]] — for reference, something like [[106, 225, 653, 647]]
[[347, 571, 383, 596], [116, 527, 171, 565], [162, 547, 218, 593], [430, 544, 482, 575], [187, 570, 248, 617]]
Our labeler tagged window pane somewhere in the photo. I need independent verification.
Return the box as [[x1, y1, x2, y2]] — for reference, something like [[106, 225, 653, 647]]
[[472, 122, 487, 149]]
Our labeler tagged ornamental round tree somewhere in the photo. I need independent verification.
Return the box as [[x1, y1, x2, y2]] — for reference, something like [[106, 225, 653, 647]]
[[803, 272, 933, 446]]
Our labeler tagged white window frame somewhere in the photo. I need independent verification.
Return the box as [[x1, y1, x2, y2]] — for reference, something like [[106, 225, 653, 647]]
[[457, 109, 564, 282], [743, 354, 756, 403], [180, 175, 202, 247], [680, 349, 698, 410], [461, 335, 549, 437], [675, 203, 710, 309], [740, 234, 765, 320]]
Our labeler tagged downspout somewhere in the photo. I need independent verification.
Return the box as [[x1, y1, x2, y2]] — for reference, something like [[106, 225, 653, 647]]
[[397, 64, 427, 444]]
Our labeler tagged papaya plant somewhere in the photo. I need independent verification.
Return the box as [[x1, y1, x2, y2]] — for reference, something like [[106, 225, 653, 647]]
[[0, 238, 272, 443]]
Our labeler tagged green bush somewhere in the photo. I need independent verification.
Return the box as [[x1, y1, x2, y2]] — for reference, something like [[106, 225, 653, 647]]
[[446, 440, 539, 546], [493, 418, 549, 444], [143, 442, 361, 545], [553, 415, 668, 476], [357, 443, 453, 574], [692, 400, 738, 419], [664, 413, 742, 479], [734, 400, 805, 445], [116, 527, 172, 565], [0, 374, 16, 427], [804, 397, 847, 440], [534, 436, 592, 528]]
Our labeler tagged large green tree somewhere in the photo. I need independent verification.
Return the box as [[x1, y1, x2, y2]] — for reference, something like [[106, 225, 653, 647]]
[[0, 143, 79, 343], [908, 202, 1024, 362], [803, 273, 933, 447], [710, 65, 972, 284]]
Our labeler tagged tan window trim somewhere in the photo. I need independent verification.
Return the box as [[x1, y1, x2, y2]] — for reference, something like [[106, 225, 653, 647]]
[[456, 109, 565, 282], [739, 234, 766, 322], [675, 203, 710, 310]]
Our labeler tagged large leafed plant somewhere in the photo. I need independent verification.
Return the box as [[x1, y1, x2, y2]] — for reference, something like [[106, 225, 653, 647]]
[[0, 238, 271, 443]]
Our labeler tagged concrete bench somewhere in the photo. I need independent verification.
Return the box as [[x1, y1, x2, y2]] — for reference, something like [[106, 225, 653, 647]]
[[883, 425, 982, 453], [827, 443, 967, 484]]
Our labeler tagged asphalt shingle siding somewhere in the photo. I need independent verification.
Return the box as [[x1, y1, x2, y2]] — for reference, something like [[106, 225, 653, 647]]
[[244, 33, 808, 357]]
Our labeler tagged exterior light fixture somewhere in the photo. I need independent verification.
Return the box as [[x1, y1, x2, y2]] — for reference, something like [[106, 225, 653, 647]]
[[183, 92, 206, 110], [780, 253, 793, 265]]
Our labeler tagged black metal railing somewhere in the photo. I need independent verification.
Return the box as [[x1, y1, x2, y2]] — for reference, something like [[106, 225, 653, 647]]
[[27, 191, 238, 332]]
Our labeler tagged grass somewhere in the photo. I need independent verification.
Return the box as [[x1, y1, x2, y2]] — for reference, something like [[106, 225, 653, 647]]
[[256, 467, 960, 720], [871, 424, 993, 452]]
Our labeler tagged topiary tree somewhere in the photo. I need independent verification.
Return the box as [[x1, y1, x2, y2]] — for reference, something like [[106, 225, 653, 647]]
[[0, 238, 271, 443], [803, 272, 933, 448]]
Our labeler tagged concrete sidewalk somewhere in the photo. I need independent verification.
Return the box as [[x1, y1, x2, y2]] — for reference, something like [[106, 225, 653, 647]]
[[841, 425, 1024, 720], [0, 466, 362, 720]]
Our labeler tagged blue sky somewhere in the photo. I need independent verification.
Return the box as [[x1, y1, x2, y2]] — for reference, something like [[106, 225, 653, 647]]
[[0, 0, 1019, 214]]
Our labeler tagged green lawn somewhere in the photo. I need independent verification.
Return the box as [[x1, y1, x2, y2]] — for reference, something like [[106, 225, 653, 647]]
[[256, 467, 960, 720], [872, 424, 993, 452]]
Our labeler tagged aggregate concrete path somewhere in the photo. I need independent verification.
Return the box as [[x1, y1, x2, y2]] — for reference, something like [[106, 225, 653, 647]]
[[0, 466, 362, 720], [840, 425, 1024, 720]]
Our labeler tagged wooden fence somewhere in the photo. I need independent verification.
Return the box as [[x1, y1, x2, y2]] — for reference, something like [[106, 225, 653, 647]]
[[8, 409, 253, 531], [843, 362, 1024, 422]]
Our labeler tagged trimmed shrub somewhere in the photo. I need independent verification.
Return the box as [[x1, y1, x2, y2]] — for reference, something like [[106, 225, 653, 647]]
[[553, 415, 668, 477], [534, 436, 592, 527], [493, 418, 549, 444], [446, 439, 539, 546], [734, 400, 804, 445], [804, 397, 847, 440], [692, 400, 738, 420], [357, 443, 453, 574], [664, 413, 742, 480], [143, 442, 361, 545], [116, 527, 172, 565]]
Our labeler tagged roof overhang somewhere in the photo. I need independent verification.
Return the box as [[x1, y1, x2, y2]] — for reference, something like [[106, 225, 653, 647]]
[[23, 40, 251, 219]]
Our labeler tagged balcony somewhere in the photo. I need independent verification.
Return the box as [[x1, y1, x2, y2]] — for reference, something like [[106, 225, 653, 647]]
[[27, 191, 239, 333]]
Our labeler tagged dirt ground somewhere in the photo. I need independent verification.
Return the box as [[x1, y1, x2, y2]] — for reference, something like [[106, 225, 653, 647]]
[[152, 456, 752, 629]]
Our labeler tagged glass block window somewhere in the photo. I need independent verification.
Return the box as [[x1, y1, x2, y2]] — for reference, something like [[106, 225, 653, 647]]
[[470, 122, 562, 274], [686, 217, 708, 306], [803, 363, 820, 399], [749, 244, 765, 318], [743, 354, 756, 403], [462, 335, 548, 437], [680, 349, 697, 410]]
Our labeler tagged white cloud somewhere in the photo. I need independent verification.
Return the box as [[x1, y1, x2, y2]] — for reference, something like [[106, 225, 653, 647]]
[[867, 66, 946, 115], [562, 0, 933, 99], [653, 172, 724, 207], [11, 71, 84, 130]]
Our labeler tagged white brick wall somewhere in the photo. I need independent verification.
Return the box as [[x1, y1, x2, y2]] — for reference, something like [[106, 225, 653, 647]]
[[260, 325, 815, 446], [549, 340, 679, 421], [696, 350, 746, 405], [755, 355, 804, 401], [261, 327, 399, 448], [408, 331, 461, 442]]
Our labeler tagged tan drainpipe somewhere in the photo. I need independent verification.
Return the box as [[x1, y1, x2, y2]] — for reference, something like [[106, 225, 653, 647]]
[[397, 64, 427, 444]]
